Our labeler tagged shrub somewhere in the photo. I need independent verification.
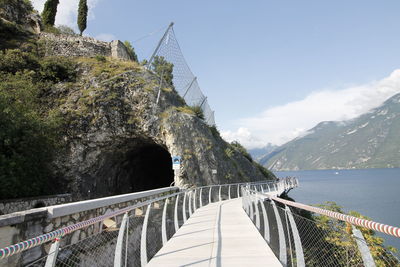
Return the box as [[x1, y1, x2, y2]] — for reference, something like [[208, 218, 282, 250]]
[[39, 56, 77, 82], [0, 73, 60, 199], [151, 56, 174, 86], [95, 55, 107, 62], [57, 25, 77, 35], [190, 105, 205, 120], [209, 125, 220, 138], [123, 41, 138, 62], [0, 49, 39, 73]]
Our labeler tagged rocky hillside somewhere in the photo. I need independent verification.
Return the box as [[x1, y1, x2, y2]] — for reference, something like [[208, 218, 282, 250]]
[[261, 93, 400, 170], [0, 1, 275, 200]]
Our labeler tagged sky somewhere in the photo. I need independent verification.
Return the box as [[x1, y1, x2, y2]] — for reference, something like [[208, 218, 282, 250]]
[[31, 0, 400, 148]]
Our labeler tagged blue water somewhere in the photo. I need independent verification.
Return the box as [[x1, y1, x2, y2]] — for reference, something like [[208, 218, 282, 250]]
[[276, 168, 400, 250]]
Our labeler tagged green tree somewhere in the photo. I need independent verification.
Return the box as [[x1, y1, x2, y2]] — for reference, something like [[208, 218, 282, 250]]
[[151, 56, 174, 87], [123, 41, 138, 62], [41, 0, 59, 27], [77, 0, 88, 36]]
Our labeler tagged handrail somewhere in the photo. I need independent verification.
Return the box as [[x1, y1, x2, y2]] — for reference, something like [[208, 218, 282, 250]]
[[0, 179, 282, 260], [256, 191, 400, 239], [0, 191, 182, 260]]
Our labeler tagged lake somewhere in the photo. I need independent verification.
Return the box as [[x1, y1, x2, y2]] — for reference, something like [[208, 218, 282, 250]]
[[275, 168, 400, 250]]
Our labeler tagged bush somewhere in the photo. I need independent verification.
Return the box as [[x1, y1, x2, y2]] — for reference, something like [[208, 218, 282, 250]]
[[151, 56, 174, 86], [0, 73, 59, 199], [95, 55, 107, 62], [39, 56, 77, 82], [123, 41, 138, 62], [0, 49, 39, 73], [57, 25, 77, 35]]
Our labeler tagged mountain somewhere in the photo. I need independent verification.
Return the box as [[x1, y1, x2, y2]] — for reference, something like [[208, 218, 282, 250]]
[[260, 93, 400, 171], [249, 144, 278, 161]]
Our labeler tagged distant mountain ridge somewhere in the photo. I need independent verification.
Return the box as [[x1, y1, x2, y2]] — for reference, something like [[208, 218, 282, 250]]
[[260, 93, 400, 170], [248, 144, 277, 161]]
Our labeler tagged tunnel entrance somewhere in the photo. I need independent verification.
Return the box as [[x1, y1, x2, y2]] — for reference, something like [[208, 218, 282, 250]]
[[120, 144, 174, 192], [88, 140, 175, 198]]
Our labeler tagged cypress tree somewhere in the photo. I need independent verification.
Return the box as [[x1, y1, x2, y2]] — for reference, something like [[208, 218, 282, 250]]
[[77, 0, 88, 36], [41, 0, 59, 27]]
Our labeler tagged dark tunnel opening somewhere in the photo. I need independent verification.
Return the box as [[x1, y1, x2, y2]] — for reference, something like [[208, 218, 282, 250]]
[[88, 141, 175, 198], [121, 144, 175, 192]]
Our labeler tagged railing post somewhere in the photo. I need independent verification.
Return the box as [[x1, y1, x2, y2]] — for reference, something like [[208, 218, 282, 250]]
[[228, 185, 231, 200], [199, 188, 203, 207], [114, 213, 129, 267], [352, 226, 376, 267], [254, 195, 260, 229], [162, 198, 169, 245], [267, 184, 270, 192], [249, 192, 254, 220], [209, 186, 212, 204], [44, 238, 61, 267], [219, 185, 222, 202], [140, 204, 151, 266], [285, 206, 305, 267], [259, 198, 270, 243], [193, 189, 197, 212], [174, 194, 180, 232], [188, 191, 193, 216], [183, 191, 187, 223], [271, 200, 287, 266], [237, 184, 240, 198]]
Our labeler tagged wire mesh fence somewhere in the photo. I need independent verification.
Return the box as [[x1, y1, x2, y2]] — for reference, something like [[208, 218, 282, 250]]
[[242, 186, 400, 267], [146, 23, 216, 126]]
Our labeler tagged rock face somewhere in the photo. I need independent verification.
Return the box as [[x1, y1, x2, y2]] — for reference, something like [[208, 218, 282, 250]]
[[48, 59, 274, 199], [0, 0, 42, 34]]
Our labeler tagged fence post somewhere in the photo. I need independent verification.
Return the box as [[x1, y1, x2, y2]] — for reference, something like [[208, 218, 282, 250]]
[[199, 188, 203, 207], [182, 76, 197, 98], [209, 186, 212, 204], [228, 185, 231, 200], [114, 212, 129, 267], [44, 238, 61, 267], [183, 191, 187, 223], [285, 206, 305, 267], [271, 200, 287, 266], [140, 204, 151, 266], [162, 198, 169, 245], [237, 184, 240, 198], [254, 195, 261, 229], [188, 191, 193, 216], [249, 192, 254, 220], [174, 194, 180, 232], [193, 189, 197, 211], [259, 198, 270, 243], [147, 22, 174, 69], [352, 226, 376, 267], [219, 185, 222, 202]]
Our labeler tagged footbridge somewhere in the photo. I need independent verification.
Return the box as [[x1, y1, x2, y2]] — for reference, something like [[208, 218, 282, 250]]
[[1, 177, 400, 267]]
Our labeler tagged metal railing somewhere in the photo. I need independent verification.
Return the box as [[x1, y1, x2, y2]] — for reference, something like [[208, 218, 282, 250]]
[[0, 179, 287, 267], [242, 183, 400, 267]]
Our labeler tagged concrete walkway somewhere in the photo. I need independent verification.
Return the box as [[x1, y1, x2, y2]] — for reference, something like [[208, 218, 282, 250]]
[[147, 198, 282, 267]]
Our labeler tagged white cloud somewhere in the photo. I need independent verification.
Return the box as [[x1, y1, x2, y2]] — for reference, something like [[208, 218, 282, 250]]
[[222, 69, 400, 148], [31, 0, 100, 30], [95, 33, 116, 42]]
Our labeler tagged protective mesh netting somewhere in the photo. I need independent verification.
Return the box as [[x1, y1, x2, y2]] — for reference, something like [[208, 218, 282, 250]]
[[147, 25, 216, 126]]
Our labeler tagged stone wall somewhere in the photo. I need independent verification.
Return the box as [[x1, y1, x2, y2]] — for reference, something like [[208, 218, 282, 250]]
[[0, 187, 178, 266], [39, 33, 134, 61], [0, 194, 72, 215]]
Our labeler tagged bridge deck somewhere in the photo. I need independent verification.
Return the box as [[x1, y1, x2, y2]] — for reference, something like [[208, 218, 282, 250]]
[[147, 198, 282, 267]]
